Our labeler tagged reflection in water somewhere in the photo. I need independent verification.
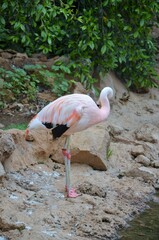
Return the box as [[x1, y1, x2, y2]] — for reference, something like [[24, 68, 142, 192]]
[[120, 192, 159, 240]]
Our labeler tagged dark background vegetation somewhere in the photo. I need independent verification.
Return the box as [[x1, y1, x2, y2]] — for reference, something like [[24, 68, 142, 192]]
[[0, 0, 158, 106]]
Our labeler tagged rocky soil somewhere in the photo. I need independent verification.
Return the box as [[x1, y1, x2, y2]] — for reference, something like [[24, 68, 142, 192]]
[[0, 71, 159, 240]]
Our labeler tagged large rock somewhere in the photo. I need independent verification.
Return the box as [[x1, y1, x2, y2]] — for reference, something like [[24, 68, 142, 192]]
[[135, 123, 159, 143], [107, 141, 135, 174], [135, 155, 151, 167], [0, 131, 15, 161], [41, 122, 110, 170], [99, 71, 129, 101], [107, 121, 159, 174], [2, 123, 110, 172], [71, 123, 110, 170], [0, 130, 16, 176], [3, 129, 51, 172], [126, 166, 159, 184]]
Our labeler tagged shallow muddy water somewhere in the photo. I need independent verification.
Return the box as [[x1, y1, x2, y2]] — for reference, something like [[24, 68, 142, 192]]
[[119, 192, 159, 240]]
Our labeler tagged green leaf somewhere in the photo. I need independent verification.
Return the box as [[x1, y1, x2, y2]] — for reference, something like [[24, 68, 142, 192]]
[[103, 0, 108, 7], [20, 24, 25, 31], [51, 65, 60, 71], [2, 2, 8, 10], [48, 37, 52, 45], [21, 35, 26, 43], [107, 21, 111, 27], [77, 16, 83, 23], [41, 31, 47, 39], [133, 31, 139, 38], [101, 45, 107, 55], [0, 78, 3, 88], [0, 17, 5, 25], [58, 65, 71, 74], [81, 26, 87, 30], [140, 19, 145, 27], [127, 80, 132, 88], [89, 41, 95, 50]]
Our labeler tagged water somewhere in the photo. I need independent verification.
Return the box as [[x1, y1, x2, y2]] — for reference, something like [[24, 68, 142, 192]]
[[0, 237, 8, 240], [119, 192, 159, 240]]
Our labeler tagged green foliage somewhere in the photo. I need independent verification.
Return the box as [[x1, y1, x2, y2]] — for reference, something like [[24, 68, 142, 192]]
[[0, 0, 158, 91], [106, 148, 113, 160], [0, 67, 39, 101], [25, 60, 97, 96], [0, 60, 96, 105], [108, 0, 159, 90], [24, 62, 72, 97], [0, 64, 68, 104], [3, 123, 28, 130]]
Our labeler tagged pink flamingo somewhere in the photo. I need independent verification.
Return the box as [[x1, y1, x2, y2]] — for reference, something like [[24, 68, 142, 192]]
[[25, 87, 113, 198]]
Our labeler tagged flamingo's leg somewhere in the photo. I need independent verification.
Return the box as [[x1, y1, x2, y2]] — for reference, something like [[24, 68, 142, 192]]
[[62, 136, 71, 192], [62, 136, 80, 198], [64, 154, 68, 191], [66, 136, 71, 193]]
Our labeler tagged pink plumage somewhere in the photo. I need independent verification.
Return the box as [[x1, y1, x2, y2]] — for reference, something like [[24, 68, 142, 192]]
[[27, 87, 113, 137], [26, 87, 113, 197]]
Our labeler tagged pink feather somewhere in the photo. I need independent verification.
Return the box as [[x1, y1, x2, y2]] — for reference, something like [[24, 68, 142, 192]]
[[26, 87, 113, 136]]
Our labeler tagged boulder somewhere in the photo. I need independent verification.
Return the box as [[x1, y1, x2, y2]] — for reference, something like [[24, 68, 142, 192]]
[[108, 124, 124, 136], [3, 129, 51, 172], [71, 123, 110, 170], [0, 130, 15, 162], [0, 130, 16, 176], [99, 71, 129, 102], [107, 142, 134, 174], [152, 160, 159, 168], [135, 155, 151, 167], [142, 142, 159, 163], [135, 123, 159, 143], [126, 167, 157, 184], [50, 123, 110, 170], [2, 123, 110, 172], [131, 145, 145, 157]]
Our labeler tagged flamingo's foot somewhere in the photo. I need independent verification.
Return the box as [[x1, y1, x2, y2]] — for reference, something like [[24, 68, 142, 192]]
[[65, 186, 76, 192], [67, 188, 81, 198], [65, 186, 79, 193]]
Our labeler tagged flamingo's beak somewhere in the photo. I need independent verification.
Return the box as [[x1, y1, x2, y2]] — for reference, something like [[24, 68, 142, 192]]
[[25, 128, 34, 141], [96, 99, 101, 108], [25, 128, 29, 140]]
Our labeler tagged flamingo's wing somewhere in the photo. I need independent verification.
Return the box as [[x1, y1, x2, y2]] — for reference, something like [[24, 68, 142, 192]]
[[37, 97, 84, 138], [51, 106, 83, 138]]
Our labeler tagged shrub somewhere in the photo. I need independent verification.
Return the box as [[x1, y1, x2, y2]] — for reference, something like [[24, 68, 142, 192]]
[[0, 59, 97, 106], [0, 0, 158, 91], [0, 67, 39, 103]]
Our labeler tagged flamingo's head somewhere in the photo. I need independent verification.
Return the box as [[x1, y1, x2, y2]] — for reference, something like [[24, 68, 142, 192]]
[[25, 117, 45, 141], [100, 87, 113, 100], [97, 87, 113, 107]]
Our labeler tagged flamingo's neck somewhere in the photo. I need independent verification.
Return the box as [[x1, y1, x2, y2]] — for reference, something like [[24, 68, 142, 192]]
[[100, 97, 110, 121], [98, 87, 113, 122]]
